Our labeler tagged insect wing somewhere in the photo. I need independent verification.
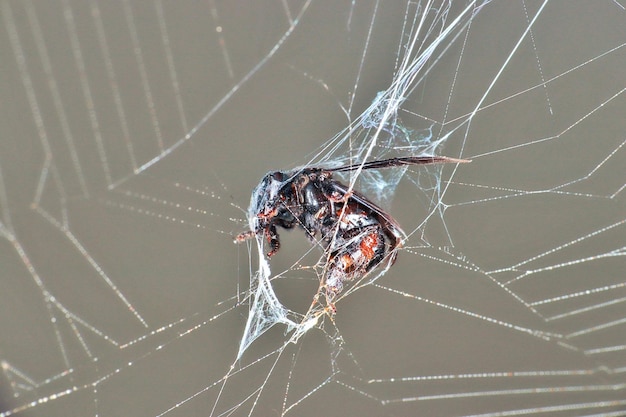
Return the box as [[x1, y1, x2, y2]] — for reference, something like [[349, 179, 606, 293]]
[[327, 156, 470, 173], [329, 180, 406, 241]]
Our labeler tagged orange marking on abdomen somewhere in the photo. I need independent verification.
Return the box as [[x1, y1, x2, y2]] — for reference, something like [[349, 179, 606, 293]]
[[360, 233, 378, 261]]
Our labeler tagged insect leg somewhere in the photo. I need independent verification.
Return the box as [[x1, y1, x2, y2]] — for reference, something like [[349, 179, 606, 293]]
[[265, 224, 281, 257]]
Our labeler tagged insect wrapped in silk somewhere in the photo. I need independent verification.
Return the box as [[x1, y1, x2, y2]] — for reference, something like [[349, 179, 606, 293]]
[[236, 156, 469, 308]]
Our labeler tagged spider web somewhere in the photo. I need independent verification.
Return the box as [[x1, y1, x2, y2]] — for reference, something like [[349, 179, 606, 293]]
[[0, 1, 625, 416]]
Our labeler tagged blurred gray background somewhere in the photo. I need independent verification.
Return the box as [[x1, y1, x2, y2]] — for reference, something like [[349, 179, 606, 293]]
[[0, 1, 625, 416]]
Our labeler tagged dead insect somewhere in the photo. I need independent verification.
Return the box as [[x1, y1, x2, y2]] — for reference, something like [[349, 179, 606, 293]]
[[235, 156, 469, 306]]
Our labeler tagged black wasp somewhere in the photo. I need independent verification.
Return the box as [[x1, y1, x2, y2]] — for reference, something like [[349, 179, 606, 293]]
[[235, 155, 469, 308]]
